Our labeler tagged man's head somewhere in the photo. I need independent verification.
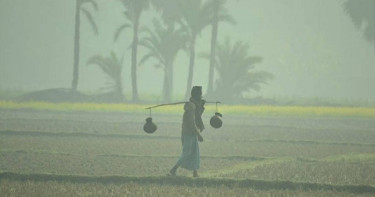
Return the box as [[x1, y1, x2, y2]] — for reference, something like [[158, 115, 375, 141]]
[[191, 86, 202, 100]]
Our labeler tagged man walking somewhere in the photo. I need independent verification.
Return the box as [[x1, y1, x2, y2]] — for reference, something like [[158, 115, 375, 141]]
[[169, 86, 205, 177]]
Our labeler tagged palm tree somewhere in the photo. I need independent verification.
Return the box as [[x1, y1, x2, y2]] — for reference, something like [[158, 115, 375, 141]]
[[139, 19, 188, 102], [72, 0, 98, 92], [115, 0, 150, 102], [206, 0, 235, 95], [208, 39, 273, 102], [87, 51, 124, 100], [343, 0, 375, 48], [178, 0, 212, 99], [152, 0, 182, 25]]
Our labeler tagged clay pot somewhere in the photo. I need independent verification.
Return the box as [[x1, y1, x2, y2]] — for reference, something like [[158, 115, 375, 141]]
[[143, 117, 157, 133], [210, 112, 223, 129]]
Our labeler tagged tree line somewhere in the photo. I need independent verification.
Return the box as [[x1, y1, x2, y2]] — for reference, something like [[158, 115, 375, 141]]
[[70, 0, 374, 103], [70, 0, 273, 103]]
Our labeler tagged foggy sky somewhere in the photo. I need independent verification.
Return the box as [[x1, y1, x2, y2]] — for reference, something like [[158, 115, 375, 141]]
[[0, 0, 374, 101]]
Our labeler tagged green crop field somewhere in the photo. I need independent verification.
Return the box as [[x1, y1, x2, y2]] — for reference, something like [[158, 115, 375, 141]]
[[1, 102, 375, 196]]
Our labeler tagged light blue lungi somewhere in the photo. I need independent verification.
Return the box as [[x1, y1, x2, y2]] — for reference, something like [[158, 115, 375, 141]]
[[176, 133, 200, 171]]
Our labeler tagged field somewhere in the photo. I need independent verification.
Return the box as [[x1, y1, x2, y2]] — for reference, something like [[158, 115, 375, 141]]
[[1, 102, 375, 196]]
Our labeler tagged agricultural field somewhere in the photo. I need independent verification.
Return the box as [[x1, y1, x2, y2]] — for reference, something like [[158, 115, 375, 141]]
[[1, 102, 375, 196]]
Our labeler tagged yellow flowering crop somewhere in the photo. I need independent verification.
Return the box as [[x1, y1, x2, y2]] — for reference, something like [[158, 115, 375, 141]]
[[0, 101, 374, 117]]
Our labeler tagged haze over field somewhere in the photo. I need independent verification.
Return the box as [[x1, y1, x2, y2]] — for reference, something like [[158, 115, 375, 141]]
[[1, 1, 375, 196], [0, 0, 374, 101]]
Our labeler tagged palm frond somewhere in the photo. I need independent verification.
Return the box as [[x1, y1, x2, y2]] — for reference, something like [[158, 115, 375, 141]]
[[80, 0, 98, 11], [139, 19, 187, 70], [236, 71, 274, 92], [138, 52, 155, 66], [114, 23, 132, 42], [120, 0, 150, 22], [177, 0, 211, 36], [343, 0, 375, 42], [152, 0, 182, 24], [81, 8, 98, 34], [178, 20, 192, 37], [87, 52, 123, 82], [343, 0, 366, 28], [209, 0, 236, 25], [217, 14, 236, 25], [213, 38, 272, 100]]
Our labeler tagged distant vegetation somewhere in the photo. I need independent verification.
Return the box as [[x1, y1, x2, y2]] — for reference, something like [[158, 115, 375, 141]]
[[71, 0, 99, 92], [343, 0, 375, 47], [139, 19, 189, 102], [87, 51, 125, 102], [10, 0, 274, 104], [2, 0, 373, 105], [202, 39, 273, 102], [1, 101, 375, 117]]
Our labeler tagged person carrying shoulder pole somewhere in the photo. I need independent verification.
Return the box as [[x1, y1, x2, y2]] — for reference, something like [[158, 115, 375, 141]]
[[168, 86, 205, 177]]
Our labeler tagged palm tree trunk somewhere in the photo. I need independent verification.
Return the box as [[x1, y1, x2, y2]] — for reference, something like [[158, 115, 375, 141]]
[[116, 75, 123, 101], [163, 60, 172, 102], [207, 6, 219, 95], [163, 68, 170, 102], [72, 0, 80, 92], [169, 62, 174, 101], [167, 24, 174, 101], [131, 18, 140, 102], [185, 35, 196, 100]]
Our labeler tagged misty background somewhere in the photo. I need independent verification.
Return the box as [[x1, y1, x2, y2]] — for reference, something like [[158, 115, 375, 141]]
[[0, 0, 374, 103]]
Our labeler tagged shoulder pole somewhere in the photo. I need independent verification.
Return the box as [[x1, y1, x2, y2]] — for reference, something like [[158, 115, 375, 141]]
[[145, 101, 221, 110]]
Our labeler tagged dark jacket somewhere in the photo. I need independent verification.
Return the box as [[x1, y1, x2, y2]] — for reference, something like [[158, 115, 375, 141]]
[[182, 98, 205, 134]]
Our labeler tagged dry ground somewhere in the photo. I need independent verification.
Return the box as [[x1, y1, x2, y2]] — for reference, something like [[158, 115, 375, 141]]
[[1, 109, 375, 196]]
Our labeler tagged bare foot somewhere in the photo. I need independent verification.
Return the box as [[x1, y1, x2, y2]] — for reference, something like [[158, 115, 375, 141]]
[[167, 169, 176, 176]]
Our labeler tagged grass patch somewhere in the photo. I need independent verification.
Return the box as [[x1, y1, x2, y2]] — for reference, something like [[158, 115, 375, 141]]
[[206, 153, 375, 186], [202, 157, 293, 178], [322, 153, 375, 163], [1, 172, 375, 194]]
